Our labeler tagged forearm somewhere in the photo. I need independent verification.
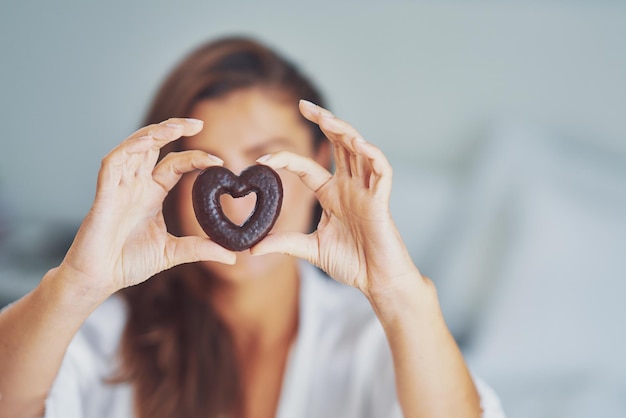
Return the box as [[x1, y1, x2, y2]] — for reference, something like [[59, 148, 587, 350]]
[[368, 271, 481, 418], [0, 266, 109, 418]]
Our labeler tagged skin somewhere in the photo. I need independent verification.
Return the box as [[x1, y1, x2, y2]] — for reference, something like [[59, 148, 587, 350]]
[[0, 89, 481, 418]]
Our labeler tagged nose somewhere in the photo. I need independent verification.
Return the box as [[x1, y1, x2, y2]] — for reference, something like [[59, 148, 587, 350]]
[[220, 159, 258, 226], [220, 192, 257, 226]]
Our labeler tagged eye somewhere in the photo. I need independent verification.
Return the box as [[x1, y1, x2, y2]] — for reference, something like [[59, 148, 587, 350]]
[[247, 138, 295, 160], [256, 146, 284, 158]]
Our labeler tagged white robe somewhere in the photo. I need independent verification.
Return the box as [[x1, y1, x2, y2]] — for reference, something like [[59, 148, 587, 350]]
[[44, 262, 505, 418]]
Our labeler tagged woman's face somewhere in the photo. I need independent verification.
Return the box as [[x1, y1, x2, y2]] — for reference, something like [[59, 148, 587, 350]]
[[176, 88, 328, 282]]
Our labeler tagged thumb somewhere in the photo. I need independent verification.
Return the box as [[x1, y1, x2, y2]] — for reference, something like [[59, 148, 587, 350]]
[[250, 231, 319, 266], [167, 236, 236, 267]]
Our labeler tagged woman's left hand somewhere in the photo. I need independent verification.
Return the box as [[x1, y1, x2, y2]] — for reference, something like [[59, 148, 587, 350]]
[[251, 100, 422, 299], [253, 101, 484, 418]]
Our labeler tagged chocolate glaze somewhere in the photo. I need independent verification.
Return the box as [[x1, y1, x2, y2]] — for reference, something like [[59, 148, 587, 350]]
[[191, 165, 283, 251]]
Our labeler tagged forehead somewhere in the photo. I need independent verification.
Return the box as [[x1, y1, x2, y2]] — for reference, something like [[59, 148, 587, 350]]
[[186, 88, 313, 153]]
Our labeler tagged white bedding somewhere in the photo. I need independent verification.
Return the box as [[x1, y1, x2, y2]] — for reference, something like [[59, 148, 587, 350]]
[[391, 121, 626, 418]]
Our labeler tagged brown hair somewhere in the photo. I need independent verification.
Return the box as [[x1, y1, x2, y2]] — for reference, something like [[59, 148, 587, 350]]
[[112, 36, 326, 418]]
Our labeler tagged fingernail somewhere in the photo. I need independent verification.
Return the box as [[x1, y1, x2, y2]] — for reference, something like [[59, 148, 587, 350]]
[[166, 123, 183, 129], [136, 135, 152, 141], [185, 118, 203, 124], [300, 99, 318, 109], [207, 153, 223, 163], [250, 248, 267, 256], [355, 136, 366, 143], [256, 154, 271, 163], [301, 99, 335, 118]]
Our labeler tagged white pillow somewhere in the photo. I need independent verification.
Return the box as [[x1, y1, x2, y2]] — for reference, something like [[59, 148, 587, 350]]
[[442, 122, 626, 417]]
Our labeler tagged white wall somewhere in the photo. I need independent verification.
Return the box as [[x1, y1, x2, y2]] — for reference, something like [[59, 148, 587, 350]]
[[1, 1, 625, 223]]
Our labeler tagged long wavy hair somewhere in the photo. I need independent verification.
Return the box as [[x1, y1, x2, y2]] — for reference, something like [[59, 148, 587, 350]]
[[112, 37, 326, 418]]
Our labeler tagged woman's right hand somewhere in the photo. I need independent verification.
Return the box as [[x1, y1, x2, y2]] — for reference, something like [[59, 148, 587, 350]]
[[58, 118, 236, 300]]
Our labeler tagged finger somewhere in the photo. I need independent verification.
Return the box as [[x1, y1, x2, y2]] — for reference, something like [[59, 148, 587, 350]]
[[356, 153, 372, 189], [98, 119, 204, 191], [351, 152, 373, 188], [317, 114, 367, 155], [100, 123, 190, 180], [152, 150, 224, 193], [256, 151, 332, 193], [334, 142, 352, 176], [300, 100, 366, 153], [250, 231, 319, 265], [124, 135, 154, 154], [111, 131, 170, 182], [349, 153, 360, 179], [353, 139, 393, 191], [141, 118, 205, 170], [97, 136, 153, 191], [166, 235, 236, 267], [299, 99, 334, 124], [130, 118, 204, 146]]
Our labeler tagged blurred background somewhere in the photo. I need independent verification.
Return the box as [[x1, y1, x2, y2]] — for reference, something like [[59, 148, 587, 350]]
[[1, 1, 625, 417]]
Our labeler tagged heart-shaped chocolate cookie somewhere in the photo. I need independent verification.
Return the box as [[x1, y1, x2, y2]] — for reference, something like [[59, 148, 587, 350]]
[[192, 165, 283, 251]]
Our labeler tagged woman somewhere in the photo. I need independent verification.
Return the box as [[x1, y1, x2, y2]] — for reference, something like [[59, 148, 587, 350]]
[[0, 37, 504, 418]]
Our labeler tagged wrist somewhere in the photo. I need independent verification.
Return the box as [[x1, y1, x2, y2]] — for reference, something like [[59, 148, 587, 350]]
[[365, 270, 444, 327], [40, 265, 114, 315]]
